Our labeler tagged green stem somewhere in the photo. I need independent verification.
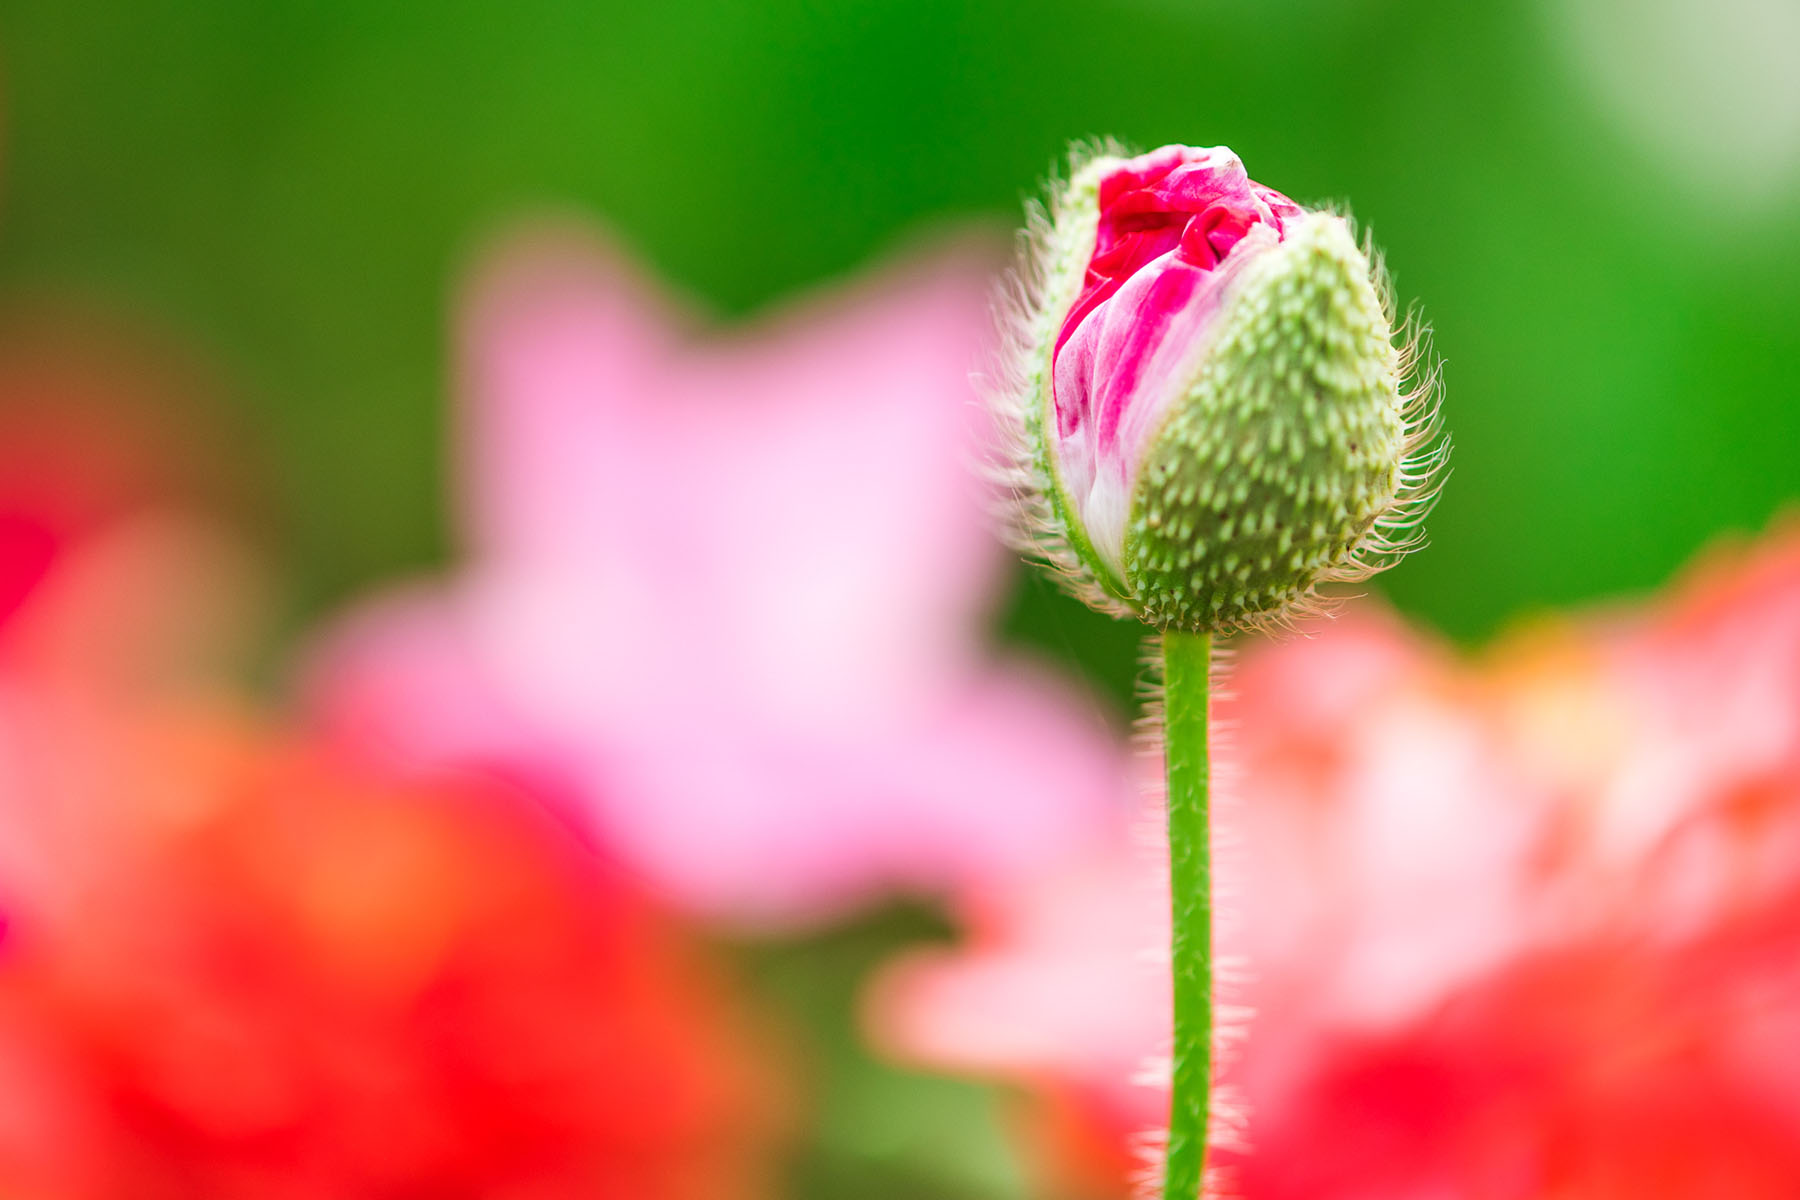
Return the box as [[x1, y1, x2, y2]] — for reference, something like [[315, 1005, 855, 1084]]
[[1161, 629, 1213, 1200]]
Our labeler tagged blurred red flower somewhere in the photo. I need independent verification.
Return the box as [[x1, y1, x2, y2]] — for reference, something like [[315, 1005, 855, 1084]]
[[871, 523, 1800, 1198], [0, 337, 791, 1200], [0, 715, 789, 1200]]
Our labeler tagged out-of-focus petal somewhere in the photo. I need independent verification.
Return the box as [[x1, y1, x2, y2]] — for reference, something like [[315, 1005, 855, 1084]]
[[0, 314, 793, 1198], [870, 522, 1800, 1197], [307, 223, 1131, 927]]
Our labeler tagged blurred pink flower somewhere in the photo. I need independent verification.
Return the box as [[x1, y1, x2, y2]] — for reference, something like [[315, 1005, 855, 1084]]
[[302, 225, 1129, 926], [869, 523, 1800, 1198]]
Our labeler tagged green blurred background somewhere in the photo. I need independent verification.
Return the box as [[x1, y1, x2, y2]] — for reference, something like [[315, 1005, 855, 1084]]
[[4, 0, 1798, 672], [1, 3, 1795, 1195]]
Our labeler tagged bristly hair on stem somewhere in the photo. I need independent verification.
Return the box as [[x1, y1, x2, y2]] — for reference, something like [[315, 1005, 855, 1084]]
[[983, 140, 1448, 1200], [1131, 633, 1251, 1200]]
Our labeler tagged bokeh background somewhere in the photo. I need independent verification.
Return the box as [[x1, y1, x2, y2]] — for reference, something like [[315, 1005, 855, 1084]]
[[0, 1, 1797, 1197], [7, 0, 1798, 671]]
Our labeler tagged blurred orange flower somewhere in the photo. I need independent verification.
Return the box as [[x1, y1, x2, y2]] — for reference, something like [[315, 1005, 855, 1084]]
[[870, 523, 1800, 1198]]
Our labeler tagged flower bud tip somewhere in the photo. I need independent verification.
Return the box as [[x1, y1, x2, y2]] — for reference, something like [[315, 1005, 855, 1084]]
[[990, 143, 1445, 634]]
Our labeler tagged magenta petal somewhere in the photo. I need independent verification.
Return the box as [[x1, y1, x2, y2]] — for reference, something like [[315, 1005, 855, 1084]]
[[1049, 147, 1301, 568]]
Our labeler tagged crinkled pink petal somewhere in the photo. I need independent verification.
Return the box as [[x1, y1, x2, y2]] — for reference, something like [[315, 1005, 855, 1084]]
[[1051, 147, 1301, 558]]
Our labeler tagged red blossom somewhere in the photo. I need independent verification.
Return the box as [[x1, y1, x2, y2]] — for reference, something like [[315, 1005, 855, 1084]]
[[872, 524, 1800, 1198]]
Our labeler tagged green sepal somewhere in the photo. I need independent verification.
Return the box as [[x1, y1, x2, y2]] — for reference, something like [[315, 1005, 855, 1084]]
[[1123, 216, 1404, 633]]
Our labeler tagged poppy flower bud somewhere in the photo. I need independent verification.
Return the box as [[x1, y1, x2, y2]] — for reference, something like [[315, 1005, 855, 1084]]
[[994, 144, 1444, 633]]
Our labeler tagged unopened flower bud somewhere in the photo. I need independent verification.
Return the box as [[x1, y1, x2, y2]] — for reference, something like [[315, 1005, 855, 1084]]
[[993, 144, 1444, 633]]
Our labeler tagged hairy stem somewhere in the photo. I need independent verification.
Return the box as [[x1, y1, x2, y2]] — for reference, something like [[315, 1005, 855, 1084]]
[[1161, 629, 1212, 1200]]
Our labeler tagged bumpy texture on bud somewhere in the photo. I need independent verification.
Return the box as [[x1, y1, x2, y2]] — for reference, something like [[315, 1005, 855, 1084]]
[[992, 144, 1445, 633]]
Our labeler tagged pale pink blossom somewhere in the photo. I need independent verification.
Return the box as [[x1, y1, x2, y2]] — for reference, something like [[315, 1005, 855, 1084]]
[[303, 224, 1130, 927]]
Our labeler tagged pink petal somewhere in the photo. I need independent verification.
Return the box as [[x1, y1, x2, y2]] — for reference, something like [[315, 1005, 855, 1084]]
[[306, 223, 1131, 927]]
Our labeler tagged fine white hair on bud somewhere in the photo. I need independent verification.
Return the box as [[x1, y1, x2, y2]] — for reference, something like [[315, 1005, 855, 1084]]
[[988, 142, 1446, 635]]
